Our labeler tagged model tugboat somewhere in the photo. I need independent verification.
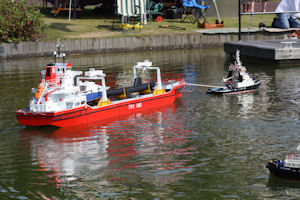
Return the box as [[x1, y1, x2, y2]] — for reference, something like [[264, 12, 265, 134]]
[[207, 50, 260, 94], [266, 146, 300, 180], [16, 43, 185, 127]]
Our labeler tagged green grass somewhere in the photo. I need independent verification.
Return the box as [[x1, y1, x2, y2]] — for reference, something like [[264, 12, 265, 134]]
[[40, 7, 276, 41]]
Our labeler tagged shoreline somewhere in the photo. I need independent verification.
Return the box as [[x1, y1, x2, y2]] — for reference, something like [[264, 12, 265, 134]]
[[0, 31, 291, 59]]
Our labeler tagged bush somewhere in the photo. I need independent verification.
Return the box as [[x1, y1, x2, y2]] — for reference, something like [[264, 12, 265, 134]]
[[0, 0, 46, 43]]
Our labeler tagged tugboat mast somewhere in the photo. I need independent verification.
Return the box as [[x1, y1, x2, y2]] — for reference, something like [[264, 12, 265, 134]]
[[235, 49, 242, 67]]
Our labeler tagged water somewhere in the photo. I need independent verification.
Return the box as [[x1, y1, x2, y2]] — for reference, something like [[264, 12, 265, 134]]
[[1, 48, 300, 199]]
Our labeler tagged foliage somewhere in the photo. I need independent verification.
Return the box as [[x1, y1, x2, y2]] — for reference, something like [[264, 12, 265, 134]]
[[0, 0, 46, 43]]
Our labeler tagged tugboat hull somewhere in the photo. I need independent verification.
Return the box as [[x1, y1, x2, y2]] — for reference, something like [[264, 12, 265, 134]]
[[207, 81, 260, 94], [266, 159, 300, 180]]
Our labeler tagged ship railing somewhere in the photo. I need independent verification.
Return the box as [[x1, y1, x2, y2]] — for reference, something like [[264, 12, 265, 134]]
[[76, 76, 105, 85], [286, 153, 300, 161], [133, 60, 163, 91]]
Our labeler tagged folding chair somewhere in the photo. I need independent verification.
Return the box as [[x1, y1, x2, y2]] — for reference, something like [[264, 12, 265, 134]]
[[181, 0, 210, 23]]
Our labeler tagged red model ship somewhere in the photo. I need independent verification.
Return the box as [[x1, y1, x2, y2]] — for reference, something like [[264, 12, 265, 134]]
[[16, 44, 185, 127]]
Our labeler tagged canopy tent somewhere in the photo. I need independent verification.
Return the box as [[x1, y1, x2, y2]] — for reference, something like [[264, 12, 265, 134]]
[[45, 0, 146, 21], [117, 0, 147, 16], [116, 0, 147, 24]]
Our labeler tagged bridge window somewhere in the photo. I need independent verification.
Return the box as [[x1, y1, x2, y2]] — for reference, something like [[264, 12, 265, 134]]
[[46, 67, 51, 76]]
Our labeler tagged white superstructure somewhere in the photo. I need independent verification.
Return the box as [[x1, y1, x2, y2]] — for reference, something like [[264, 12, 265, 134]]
[[223, 50, 255, 89], [28, 43, 106, 113]]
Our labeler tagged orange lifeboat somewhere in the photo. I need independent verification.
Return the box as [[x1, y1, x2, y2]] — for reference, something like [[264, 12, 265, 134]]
[[35, 84, 45, 99]]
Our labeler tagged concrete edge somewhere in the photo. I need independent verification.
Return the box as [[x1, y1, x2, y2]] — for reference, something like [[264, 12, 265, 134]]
[[0, 32, 290, 59]]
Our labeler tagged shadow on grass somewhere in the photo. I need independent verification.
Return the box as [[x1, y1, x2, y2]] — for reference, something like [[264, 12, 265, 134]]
[[97, 25, 112, 30], [40, 7, 114, 20], [49, 23, 74, 32], [97, 24, 140, 33]]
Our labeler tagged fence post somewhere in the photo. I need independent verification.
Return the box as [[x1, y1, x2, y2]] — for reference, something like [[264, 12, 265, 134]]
[[238, 0, 241, 41]]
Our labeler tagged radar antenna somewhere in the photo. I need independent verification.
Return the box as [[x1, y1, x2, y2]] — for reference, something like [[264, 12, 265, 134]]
[[53, 39, 66, 63]]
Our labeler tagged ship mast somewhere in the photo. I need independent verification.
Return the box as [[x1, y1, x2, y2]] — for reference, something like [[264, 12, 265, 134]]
[[235, 49, 242, 67], [133, 60, 166, 95], [97, 72, 111, 107], [53, 40, 66, 64]]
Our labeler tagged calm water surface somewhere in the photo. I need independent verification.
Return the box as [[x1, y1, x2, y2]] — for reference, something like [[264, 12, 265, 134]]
[[1, 48, 300, 199]]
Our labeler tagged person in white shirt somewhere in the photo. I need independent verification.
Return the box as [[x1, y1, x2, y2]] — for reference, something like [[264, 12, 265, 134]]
[[273, 0, 300, 29]]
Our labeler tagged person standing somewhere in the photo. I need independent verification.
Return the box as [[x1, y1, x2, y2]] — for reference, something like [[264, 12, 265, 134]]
[[243, 0, 267, 13], [260, 0, 268, 12], [273, 0, 300, 29], [251, 0, 255, 13], [242, 0, 251, 13], [251, 0, 268, 13]]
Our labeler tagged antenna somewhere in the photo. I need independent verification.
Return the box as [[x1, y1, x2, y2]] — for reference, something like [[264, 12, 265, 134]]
[[53, 39, 66, 63], [235, 49, 242, 67]]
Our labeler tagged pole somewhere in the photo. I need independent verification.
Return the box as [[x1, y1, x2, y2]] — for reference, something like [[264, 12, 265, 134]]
[[133, 66, 137, 85], [73, 0, 76, 20], [68, 0, 72, 22], [213, 0, 221, 23], [101, 76, 107, 102], [238, 0, 241, 41], [241, 11, 300, 15], [157, 68, 162, 90]]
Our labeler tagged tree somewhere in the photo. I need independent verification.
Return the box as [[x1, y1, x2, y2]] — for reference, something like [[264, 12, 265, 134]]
[[0, 0, 46, 43]]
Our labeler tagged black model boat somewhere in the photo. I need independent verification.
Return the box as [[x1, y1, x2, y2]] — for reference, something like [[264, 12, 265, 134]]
[[266, 152, 300, 180], [207, 50, 260, 94]]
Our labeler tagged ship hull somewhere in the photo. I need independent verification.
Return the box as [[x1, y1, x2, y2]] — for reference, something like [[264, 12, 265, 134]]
[[16, 82, 185, 127], [266, 159, 300, 180]]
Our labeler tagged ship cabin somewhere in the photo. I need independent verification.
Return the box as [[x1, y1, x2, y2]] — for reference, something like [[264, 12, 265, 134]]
[[41, 62, 82, 89]]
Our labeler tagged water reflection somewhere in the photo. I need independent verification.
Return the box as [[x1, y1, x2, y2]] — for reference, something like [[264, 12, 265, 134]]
[[275, 68, 300, 121], [266, 176, 300, 199], [2, 48, 300, 199], [19, 103, 195, 199]]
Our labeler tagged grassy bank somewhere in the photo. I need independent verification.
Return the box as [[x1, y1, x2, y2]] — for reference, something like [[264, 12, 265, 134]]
[[41, 7, 276, 41]]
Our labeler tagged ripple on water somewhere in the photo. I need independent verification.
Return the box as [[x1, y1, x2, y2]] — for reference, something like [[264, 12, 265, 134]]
[[1, 49, 300, 199]]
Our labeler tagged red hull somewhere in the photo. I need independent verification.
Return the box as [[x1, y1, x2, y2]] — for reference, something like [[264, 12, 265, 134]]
[[16, 82, 185, 127]]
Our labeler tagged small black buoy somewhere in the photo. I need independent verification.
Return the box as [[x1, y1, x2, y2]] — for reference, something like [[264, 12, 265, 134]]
[[259, 22, 266, 29]]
